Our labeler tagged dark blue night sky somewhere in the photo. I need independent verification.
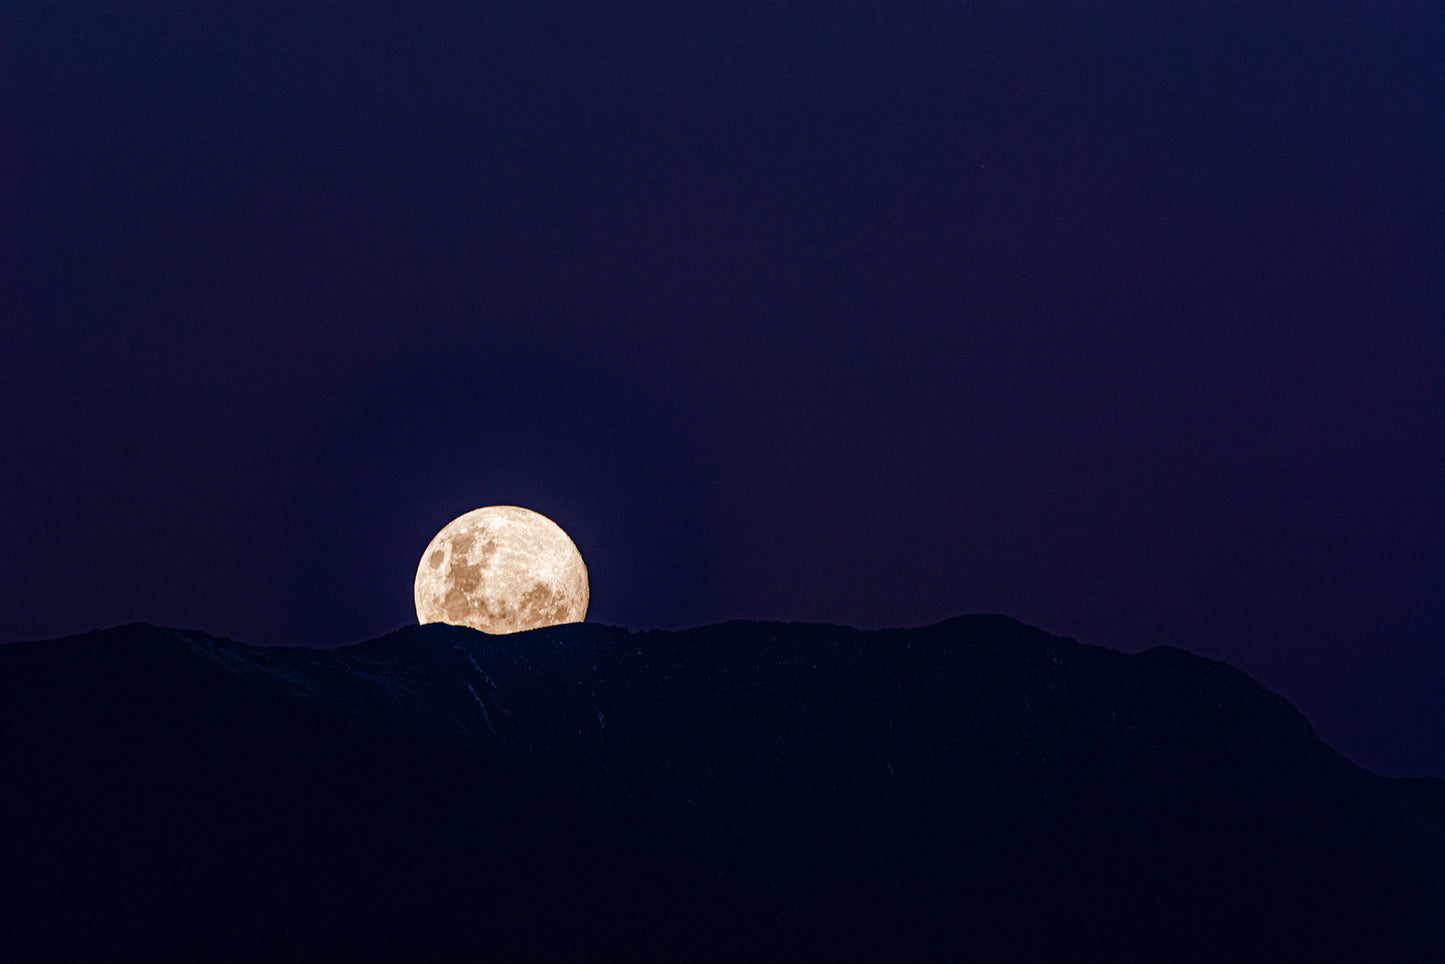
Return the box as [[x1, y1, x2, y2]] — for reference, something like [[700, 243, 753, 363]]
[[2, 3, 1440, 776]]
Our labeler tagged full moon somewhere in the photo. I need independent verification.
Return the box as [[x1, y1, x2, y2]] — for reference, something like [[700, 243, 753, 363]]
[[414, 506, 589, 634]]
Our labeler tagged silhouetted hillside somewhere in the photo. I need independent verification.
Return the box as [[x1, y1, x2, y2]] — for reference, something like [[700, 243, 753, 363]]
[[3, 617, 1441, 961]]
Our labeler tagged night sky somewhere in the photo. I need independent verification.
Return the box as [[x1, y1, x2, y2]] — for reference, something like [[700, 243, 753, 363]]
[[3, 3, 1440, 776]]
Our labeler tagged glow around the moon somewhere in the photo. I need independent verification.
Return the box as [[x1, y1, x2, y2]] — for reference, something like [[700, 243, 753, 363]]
[[414, 506, 589, 634]]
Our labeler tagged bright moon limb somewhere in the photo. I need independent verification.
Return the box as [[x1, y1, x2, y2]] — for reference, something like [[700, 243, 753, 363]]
[[414, 506, 589, 634]]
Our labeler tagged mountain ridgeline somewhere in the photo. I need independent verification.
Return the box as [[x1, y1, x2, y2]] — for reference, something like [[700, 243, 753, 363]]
[[3, 616, 1441, 961]]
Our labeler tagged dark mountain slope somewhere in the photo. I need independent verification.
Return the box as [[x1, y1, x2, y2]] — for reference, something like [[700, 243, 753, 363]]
[[3, 617, 1441, 961]]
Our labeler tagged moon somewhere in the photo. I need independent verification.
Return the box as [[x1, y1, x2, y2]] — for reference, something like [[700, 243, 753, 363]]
[[414, 506, 589, 634]]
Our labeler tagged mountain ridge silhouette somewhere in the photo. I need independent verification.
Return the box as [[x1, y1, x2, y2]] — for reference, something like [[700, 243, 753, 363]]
[[3, 616, 1440, 961]]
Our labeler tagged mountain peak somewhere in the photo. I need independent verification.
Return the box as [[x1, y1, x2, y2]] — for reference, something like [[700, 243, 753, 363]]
[[3, 617, 1440, 960]]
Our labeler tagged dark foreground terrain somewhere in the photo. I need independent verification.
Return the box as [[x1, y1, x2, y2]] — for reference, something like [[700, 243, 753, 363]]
[[3, 616, 1442, 961]]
